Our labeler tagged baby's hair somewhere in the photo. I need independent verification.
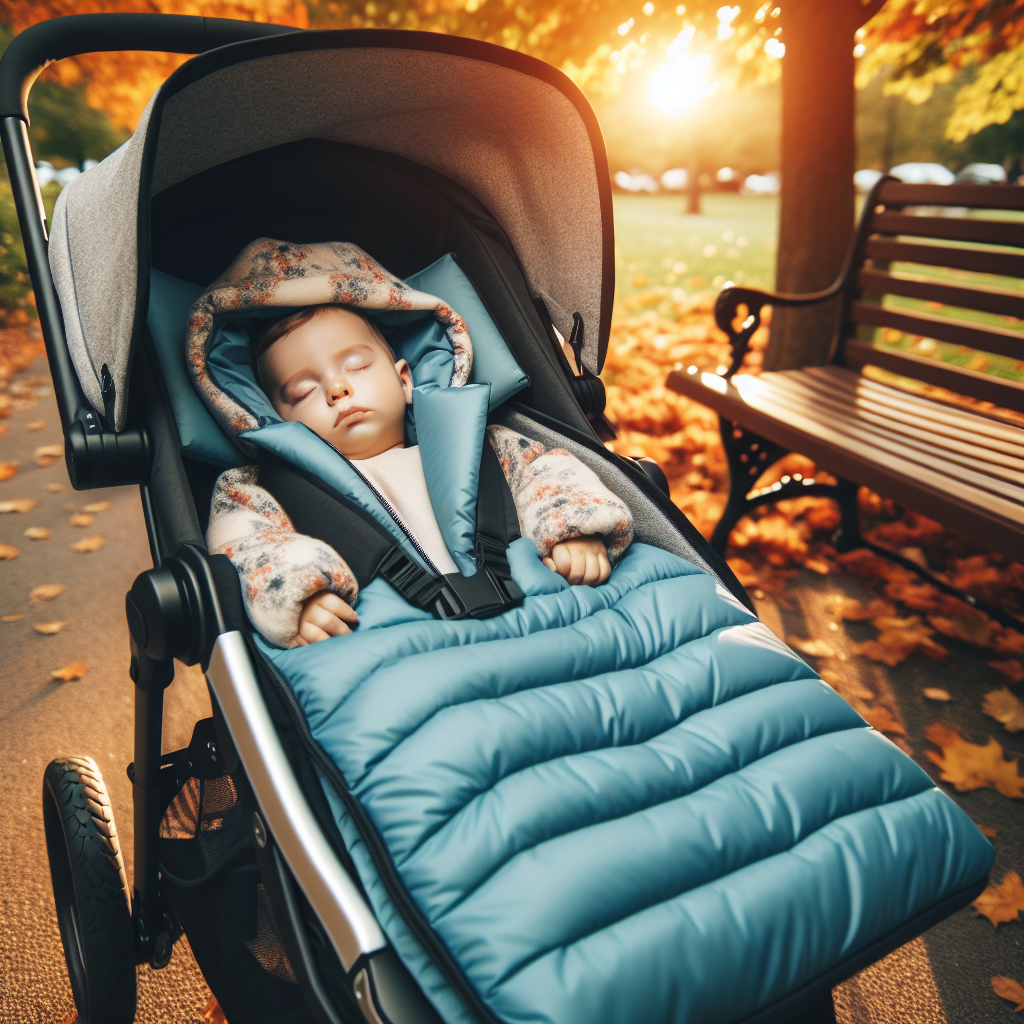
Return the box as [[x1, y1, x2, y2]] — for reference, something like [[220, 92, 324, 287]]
[[254, 305, 394, 364]]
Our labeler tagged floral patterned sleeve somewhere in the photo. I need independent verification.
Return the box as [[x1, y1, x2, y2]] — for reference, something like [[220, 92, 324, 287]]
[[486, 425, 633, 561], [206, 466, 358, 648]]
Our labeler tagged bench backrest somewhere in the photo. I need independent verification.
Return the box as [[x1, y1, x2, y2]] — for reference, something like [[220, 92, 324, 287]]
[[836, 179, 1024, 410]]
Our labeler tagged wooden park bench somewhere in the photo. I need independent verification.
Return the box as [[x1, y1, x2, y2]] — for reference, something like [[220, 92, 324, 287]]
[[667, 176, 1024, 625]]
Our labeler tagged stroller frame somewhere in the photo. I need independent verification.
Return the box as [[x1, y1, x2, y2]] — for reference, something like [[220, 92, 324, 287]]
[[3, 14, 969, 1024]]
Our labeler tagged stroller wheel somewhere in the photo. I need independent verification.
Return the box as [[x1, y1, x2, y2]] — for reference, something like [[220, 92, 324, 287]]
[[42, 757, 136, 1024]]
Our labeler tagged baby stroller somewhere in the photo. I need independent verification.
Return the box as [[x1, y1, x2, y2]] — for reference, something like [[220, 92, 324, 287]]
[[3, 13, 994, 1024]]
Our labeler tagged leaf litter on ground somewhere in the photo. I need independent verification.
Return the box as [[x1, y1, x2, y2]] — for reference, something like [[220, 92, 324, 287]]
[[982, 688, 1024, 733], [69, 513, 93, 527], [0, 460, 18, 481], [0, 497, 35, 512], [925, 724, 1024, 798], [974, 871, 1024, 927], [26, 419, 44, 431], [51, 662, 86, 682], [29, 584, 65, 603], [22, 526, 49, 540], [81, 500, 111, 514], [0, 544, 18, 559], [923, 687, 952, 701], [70, 535, 104, 553], [33, 445, 63, 467], [2, 614, 22, 622], [991, 975, 1024, 1012], [32, 621, 69, 635]]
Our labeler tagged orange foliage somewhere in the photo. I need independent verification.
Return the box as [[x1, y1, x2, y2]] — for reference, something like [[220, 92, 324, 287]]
[[1, 1, 308, 131]]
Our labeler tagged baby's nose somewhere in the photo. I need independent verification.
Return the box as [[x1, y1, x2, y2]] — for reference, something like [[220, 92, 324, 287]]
[[328, 383, 351, 402]]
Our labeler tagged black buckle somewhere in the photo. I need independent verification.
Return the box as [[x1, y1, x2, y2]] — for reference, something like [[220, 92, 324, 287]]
[[375, 543, 524, 621]]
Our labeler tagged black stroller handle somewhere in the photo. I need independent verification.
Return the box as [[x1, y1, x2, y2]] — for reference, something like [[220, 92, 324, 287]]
[[0, 14, 301, 123], [0, 15, 301, 489]]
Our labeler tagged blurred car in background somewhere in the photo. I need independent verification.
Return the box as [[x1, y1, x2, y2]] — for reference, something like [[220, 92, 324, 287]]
[[888, 162, 956, 185], [954, 162, 1008, 184], [740, 171, 781, 196]]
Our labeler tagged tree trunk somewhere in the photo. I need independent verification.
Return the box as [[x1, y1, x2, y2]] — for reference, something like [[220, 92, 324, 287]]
[[766, 0, 863, 371], [687, 151, 701, 215]]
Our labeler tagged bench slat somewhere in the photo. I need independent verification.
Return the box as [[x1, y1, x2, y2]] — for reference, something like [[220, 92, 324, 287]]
[[844, 338, 1024, 409], [851, 301, 1024, 360], [864, 238, 1024, 278], [857, 269, 1024, 319], [751, 372, 1024, 485], [665, 367, 1024, 559], [802, 366, 1024, 450], [872, 211, 1024, 249], [663, 372, 1024, 536], [878, 181, 1024, 211]]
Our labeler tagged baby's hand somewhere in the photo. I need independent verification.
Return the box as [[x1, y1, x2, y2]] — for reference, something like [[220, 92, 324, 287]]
[[292, 591, 359, 646], [543, 537, 611, 586]]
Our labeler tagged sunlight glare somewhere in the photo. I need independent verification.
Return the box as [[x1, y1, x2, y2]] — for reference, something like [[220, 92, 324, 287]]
[[650, 51, 712, 116], [764, 37, 785, 58]]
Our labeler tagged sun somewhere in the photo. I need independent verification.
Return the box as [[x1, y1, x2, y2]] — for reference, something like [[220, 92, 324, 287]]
[[649, 53, 713, 117]]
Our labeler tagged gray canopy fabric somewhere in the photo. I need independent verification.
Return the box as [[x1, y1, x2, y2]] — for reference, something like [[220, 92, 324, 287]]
[[48, 33, 612, 431]]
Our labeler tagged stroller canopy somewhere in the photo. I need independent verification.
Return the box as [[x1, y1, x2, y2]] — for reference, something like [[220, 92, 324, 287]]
[[47, 29, 613, 430]]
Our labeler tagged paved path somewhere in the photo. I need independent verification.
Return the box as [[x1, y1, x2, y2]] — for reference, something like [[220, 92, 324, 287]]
[[0, 358, 211, 1023]]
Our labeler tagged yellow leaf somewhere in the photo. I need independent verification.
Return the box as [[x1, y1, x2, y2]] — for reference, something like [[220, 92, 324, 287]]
[[991, 975, 1024, 1012], [974, 872, 1024, 927], [788, 637, 834, 658], [925, 723, 1024, 798], [978, 824, 997, 838], [82, 500, 111, 514], [1, 614, 23, 622], [29, 584, 65, 604], [0, 497, 36, 513], [51, 661, 86, 681], [22, 526, 50, 540], [923, 687, 951, 701], [0, 544, 19, 559], [46, 482, 63, 493], [25, 419, 45, 431], [33, 621, 69, 635], [33, 444, 63, 467], [983, 688, 1024, 733], [71, 535, 105, 553], [861, 704, 906, 736], [69, 513, 94, 527], [0, 460, 19, 481]]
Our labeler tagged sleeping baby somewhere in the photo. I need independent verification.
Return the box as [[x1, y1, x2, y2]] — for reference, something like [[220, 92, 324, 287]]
[[194, 241, 634, 648]]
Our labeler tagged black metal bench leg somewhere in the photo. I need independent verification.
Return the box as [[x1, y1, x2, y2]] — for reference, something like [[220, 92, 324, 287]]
[[831, 478, 863, 553]]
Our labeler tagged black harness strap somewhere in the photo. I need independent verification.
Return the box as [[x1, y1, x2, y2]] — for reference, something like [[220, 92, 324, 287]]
[[255, 443, 524, 620]]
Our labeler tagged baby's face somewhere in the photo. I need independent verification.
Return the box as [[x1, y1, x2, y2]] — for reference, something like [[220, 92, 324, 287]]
[[258, 308, 412, 460]]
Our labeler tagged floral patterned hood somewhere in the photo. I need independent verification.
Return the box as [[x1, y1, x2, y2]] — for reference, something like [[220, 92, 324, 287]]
[[186, 238, 473, 449]]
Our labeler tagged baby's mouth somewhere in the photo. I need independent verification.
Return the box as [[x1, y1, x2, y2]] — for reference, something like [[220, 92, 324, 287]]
[[335, 407, 369, 429]]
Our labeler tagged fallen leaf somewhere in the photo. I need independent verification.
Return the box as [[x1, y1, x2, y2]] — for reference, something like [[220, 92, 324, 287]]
[[923, 687, 952, 701], [69, 513, 94, 527], [925, 723, 1024, 798], [0, 544, 19, 559], [994, 629, 1024, 658], [983, 688, 1024, 733], [978, 824, 998, 838], [855, 615, 948, 666], [81, 500, 111, 514], [22, 526, 50, 540], [71, 535, 104, 553], [202, 994, 229, 1024], [29, 584, 65, 604], [788, 637, 835, 658], [928, 609, 997, 648], [0, 460, 18, 481], [32, 621, 69, 635], [46, 482, 63, 493], [51, 662, 86, 681], [818, 669, 875, 702], [1, 614, 23, 622], [33, 444, 63, 467], [25, 419, 45, 431], [861, 704, 906, 736], [803, 557, 831, 575], [0, 424, 7, 436], [989, 659, 1024, 685], [991, 975, 1024, 1012], [826, 596, 896, 621], [974, 872, 1024, 926], [0, 498, 36, 513]]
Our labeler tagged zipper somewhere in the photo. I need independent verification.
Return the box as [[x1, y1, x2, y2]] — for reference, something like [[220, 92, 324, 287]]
[[315, 433, 445, 578]]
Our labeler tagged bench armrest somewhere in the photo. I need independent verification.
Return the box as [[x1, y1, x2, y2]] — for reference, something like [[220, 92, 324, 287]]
[[715, 281, 843, 378]]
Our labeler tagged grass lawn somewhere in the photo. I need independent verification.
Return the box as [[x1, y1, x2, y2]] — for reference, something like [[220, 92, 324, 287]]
[[613, 193, 779, 301]]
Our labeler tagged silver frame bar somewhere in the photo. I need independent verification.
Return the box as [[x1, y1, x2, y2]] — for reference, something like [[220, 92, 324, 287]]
[[207, 631, 386, 969]]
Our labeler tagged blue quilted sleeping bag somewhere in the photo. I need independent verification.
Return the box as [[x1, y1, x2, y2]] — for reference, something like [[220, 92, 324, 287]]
[[173, 255, 994, 1024]]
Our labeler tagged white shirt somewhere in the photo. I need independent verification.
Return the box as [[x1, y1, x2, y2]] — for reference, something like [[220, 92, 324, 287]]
[[355, 445, 459, 575]]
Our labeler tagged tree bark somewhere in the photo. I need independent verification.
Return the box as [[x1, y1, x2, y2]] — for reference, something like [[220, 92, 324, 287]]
[[766, 0, 867, 371]]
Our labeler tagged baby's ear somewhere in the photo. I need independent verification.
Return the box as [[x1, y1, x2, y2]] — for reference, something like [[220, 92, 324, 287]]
[[395, 358, 413, 404]]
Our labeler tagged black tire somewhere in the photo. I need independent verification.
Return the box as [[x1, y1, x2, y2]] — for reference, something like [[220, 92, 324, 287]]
[[42, 756, 136, 1024]]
